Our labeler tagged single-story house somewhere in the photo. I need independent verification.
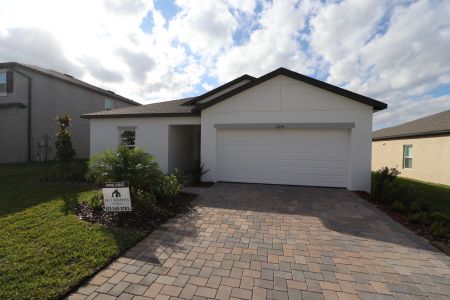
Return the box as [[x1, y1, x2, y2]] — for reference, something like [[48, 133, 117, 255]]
[[83, 68, 387, 192], [372, 109, 450, 186]]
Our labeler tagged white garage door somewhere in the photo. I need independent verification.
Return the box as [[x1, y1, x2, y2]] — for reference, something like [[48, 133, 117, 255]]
[[216, 128, 350, 187]]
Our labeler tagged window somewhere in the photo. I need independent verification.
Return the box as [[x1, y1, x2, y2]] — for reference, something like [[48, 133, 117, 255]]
[[105, 98, 114, 110], [0, 72, 6, 95], [403, 145, 413, 169], [119, 128, 136, 148]]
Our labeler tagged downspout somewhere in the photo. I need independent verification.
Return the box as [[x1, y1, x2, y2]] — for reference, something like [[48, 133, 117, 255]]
[[11, 66, 32, 162]]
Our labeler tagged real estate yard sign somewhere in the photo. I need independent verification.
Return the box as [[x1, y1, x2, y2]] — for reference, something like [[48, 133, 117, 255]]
[[102, 182, 132, 212]]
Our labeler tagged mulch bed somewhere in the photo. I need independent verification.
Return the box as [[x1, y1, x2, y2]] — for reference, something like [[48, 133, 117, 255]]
[[76, 192, 197, 231], [354, 191, 449, 255]]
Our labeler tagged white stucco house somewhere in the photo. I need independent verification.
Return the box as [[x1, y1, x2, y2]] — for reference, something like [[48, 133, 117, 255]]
[[83, 68, 387, 192]]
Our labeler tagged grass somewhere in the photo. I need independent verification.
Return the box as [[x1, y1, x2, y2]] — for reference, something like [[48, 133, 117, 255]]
[[0, 163, 146, 300], [396, 177, 450, 218]]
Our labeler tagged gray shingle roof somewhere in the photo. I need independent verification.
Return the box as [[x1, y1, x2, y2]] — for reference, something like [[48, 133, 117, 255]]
[[82, 98, 197, 118], [0, 62, 140, 106], [373, 109, 450, 140], [82, 67, 388, 119]]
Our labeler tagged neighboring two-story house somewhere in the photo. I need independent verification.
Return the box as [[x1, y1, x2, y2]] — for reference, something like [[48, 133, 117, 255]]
[[0, 62, 140, 163]]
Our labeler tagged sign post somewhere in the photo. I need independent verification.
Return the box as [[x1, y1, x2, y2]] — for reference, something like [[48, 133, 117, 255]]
[[102, 182, 132, 212]]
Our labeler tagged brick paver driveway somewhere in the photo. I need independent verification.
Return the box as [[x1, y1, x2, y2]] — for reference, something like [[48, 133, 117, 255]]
[[70, 183, 450, 300]]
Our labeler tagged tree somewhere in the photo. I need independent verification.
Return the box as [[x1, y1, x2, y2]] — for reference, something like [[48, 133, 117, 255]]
[[55, 114, 76, 177]]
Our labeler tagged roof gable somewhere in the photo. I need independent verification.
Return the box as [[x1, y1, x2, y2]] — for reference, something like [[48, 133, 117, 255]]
[[183, 74, 255, 106], [373, 109, 450, 140], [192, 68, 387, 112]]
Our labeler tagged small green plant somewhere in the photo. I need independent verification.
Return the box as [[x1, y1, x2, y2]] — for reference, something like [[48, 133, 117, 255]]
[[191, 159, 209, 184], [430, 220, 447, 238], [391, 200, 406, 213], [172, 168, 186, 186], [407, 212, 425, 224], [132, 190, 157, 212], [55, 114, 76, 177], [431, 211, 449, 223], [89, 192, 104, 214], [154, 174, 182, 205], [372, 167, 400, 202]]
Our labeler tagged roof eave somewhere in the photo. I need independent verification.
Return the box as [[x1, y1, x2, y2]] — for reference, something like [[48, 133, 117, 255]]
[[82, 112, 200, 119], [0, 62, 141, 106], [373, 129, 450, 141]]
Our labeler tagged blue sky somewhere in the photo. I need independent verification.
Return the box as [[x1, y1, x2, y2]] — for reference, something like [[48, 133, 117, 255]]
[[1, 0, 449, 129]]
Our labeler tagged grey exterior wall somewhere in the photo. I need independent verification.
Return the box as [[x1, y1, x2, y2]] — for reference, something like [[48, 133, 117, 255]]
[[168, 125, 200, 173], [0, 67, 137, 163]]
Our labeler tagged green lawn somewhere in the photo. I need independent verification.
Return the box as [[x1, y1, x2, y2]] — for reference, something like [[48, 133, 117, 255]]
[[396, 177, 450, 218], [0, 163, 146, 300]]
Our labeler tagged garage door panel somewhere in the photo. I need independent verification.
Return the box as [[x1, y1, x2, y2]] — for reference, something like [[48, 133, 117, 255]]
[[216, 128, 349, 187]]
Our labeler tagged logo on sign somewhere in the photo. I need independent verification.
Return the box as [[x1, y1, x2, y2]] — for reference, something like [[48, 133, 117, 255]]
[[112, 189, 121, 197]]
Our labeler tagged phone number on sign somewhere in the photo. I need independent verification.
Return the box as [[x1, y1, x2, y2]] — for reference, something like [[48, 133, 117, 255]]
[[105, 206, 131, 212]]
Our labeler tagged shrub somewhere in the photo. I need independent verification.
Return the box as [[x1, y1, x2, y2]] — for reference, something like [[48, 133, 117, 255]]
[[87, 146, 183, 215], [172, 168, 186, 186], [430, 221, 448, 238], [431, 211, 449, 223], [132, 190, 158, 212], [407, 212, 425, 224], [154, 174, 182, 206], [87, 146, 163, 195], [372, 167, 400, 202], [89, 192, 104, 214], [191, 159, 209, 184]]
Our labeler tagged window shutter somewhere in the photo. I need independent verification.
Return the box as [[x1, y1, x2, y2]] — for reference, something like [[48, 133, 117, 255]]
[[6, 71, 13, 93]]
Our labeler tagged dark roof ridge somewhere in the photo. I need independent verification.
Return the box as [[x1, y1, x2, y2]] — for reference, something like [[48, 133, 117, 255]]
[[192, 67, 387, 112], [183, 74, 255, 106]]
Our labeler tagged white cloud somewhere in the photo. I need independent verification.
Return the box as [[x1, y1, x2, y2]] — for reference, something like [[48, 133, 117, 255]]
[[169, 0, 239, 56], [307, 0, 450, 129], [215, 0, 319, 81], [0, 0, 449, 128], [374, 94, 450, 130]]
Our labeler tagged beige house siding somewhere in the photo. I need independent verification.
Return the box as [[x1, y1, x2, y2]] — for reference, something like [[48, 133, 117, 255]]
[[372, 135, 450, 186]]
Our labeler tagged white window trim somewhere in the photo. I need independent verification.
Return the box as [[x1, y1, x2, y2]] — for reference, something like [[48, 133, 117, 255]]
[[403, 144, 413, 169]]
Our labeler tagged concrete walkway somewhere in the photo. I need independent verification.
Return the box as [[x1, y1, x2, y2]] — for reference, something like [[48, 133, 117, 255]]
[[69, 183, 450, 300]]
